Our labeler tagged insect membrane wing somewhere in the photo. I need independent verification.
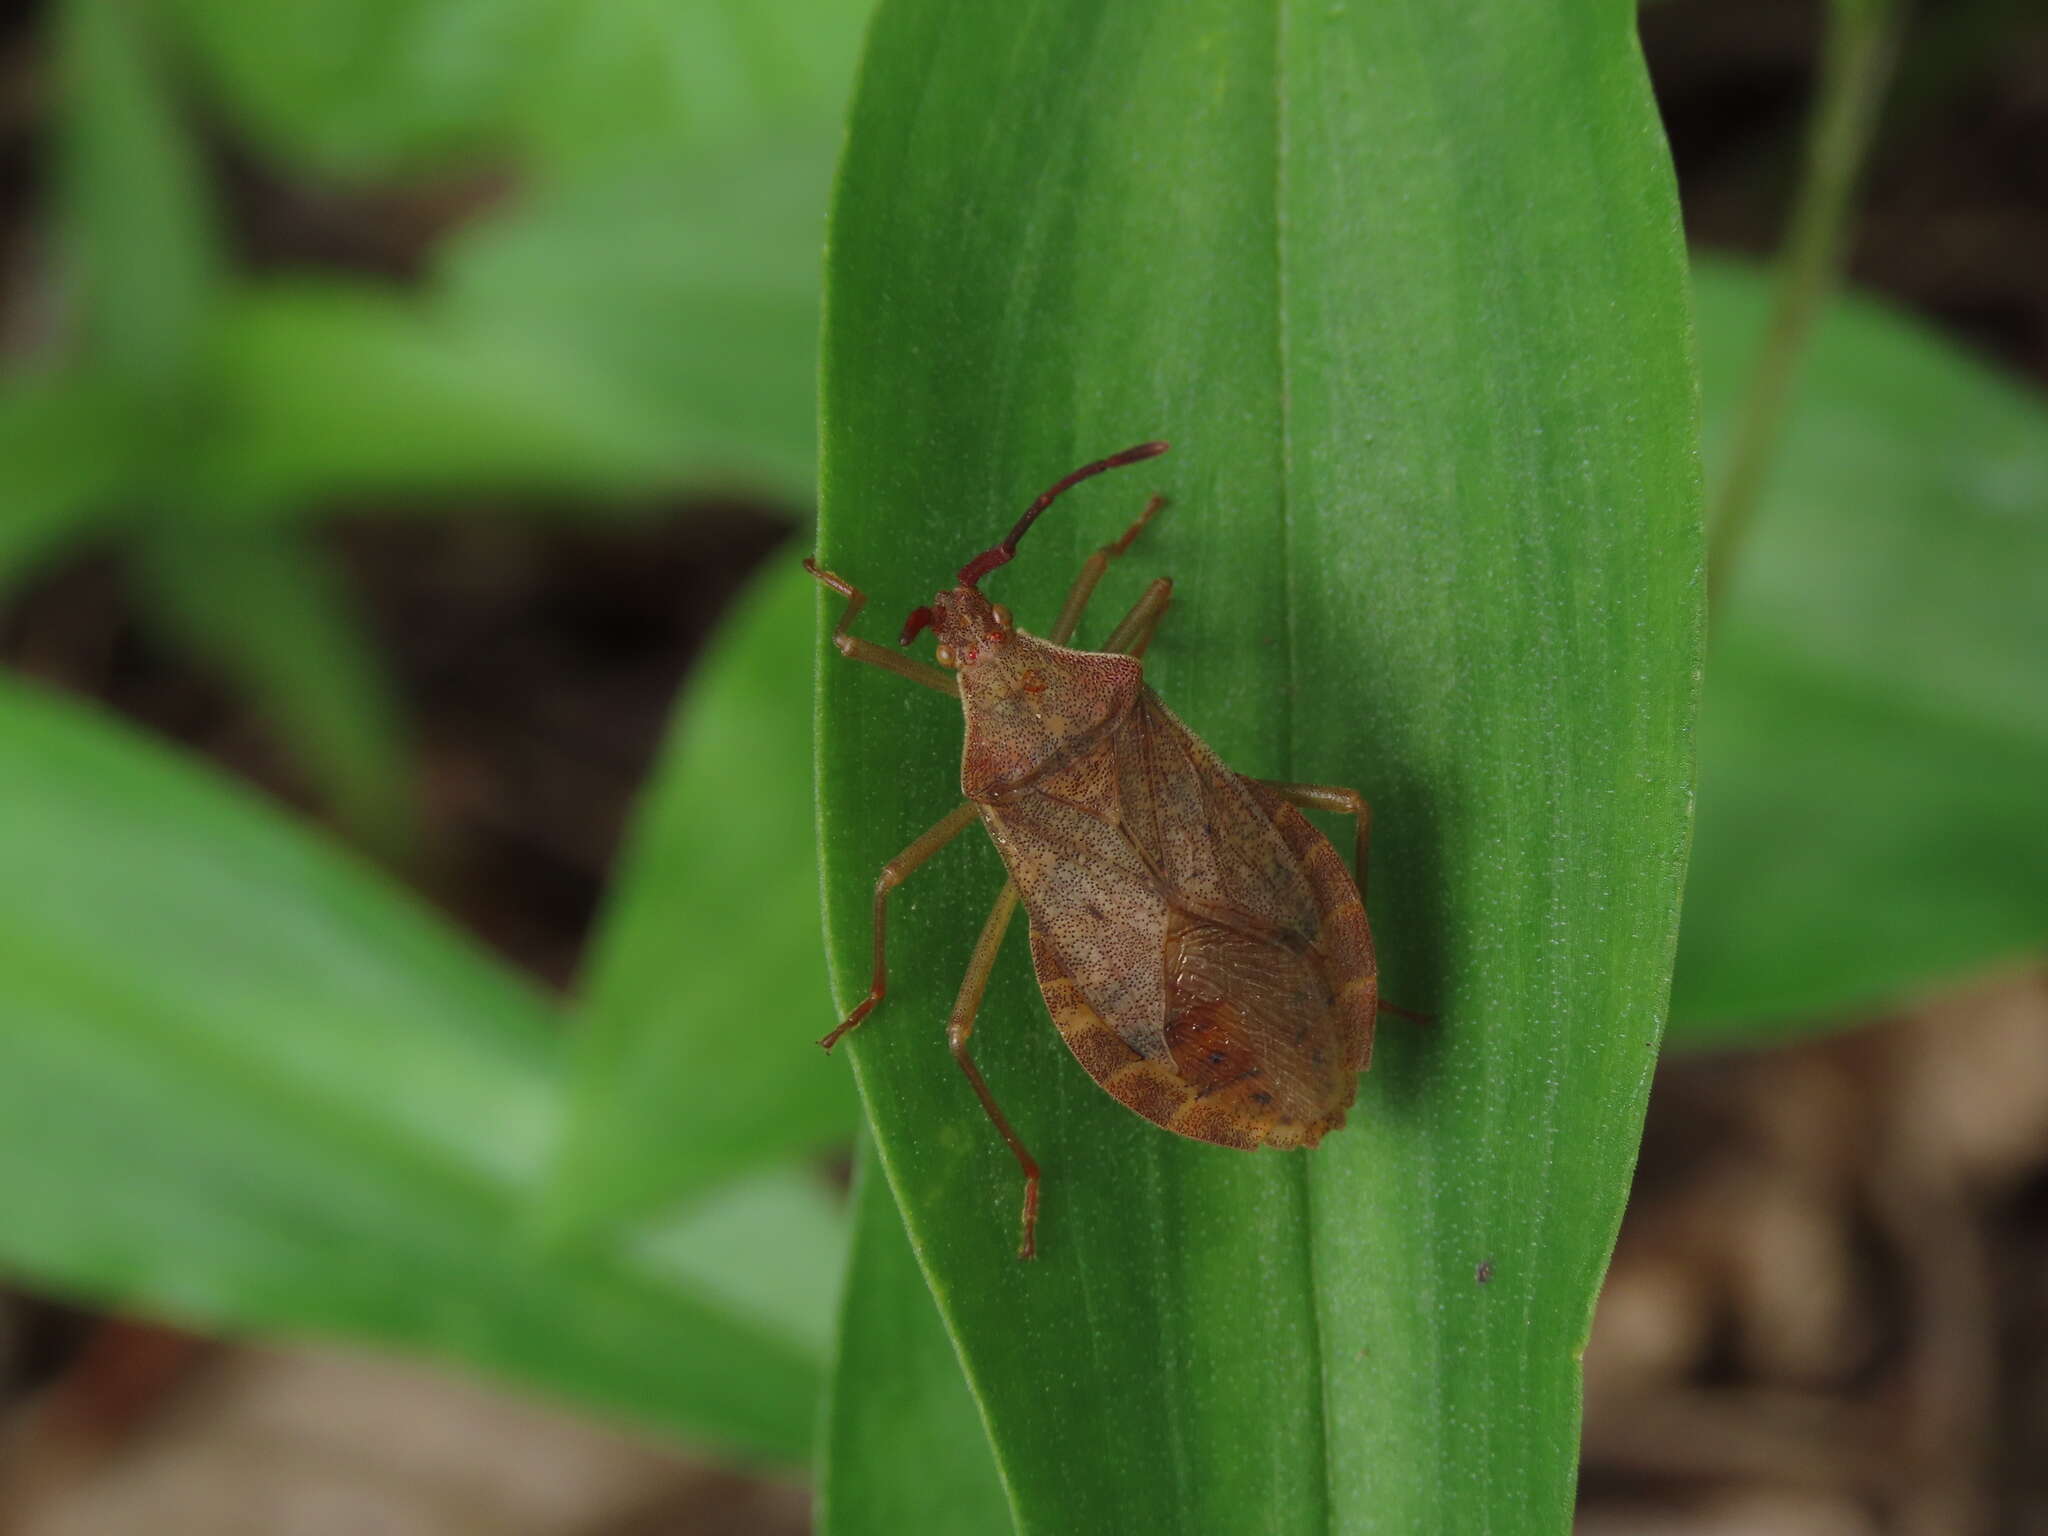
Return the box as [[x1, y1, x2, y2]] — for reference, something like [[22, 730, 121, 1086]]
[[1160, 913, 1359, 1139], [1029, 921, 1349, 1151], [1242, 784, 1378, 1076]]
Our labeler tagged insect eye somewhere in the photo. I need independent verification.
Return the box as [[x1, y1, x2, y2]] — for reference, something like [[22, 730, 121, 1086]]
[[934, 643, 956, 668], [992, 604, 1012, 630]]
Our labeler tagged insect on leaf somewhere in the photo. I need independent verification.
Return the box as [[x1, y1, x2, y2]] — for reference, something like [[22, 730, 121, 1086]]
[[815, 1, 1701, 1531]]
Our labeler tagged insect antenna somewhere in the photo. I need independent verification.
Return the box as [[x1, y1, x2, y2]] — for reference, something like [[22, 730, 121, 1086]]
[[899, 441, 1170, 645], [957, 441, 1170, 588]]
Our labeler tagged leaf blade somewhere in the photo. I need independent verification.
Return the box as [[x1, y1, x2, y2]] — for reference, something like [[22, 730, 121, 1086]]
[[818, 2, 1699, 1531], [0, 678, 825, 1460], [54, 0, 222, 400], [543, 555, 855, 1239], [818, 1147, 1012, 1536], [162, 0, 873, 179], [130, 526, 416, 858], [1671, 260, 2048, 1042]]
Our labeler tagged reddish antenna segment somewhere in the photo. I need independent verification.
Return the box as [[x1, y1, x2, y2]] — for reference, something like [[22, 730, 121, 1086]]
[[897, 441, 1170, 646], [956, 441, 1170, 589]]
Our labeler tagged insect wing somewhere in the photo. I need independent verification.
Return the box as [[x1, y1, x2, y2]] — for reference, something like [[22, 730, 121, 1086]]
[[979, 727, 1172, 1057], [1114, 691, 1316, 931], [994, 687, 1373, 1146]]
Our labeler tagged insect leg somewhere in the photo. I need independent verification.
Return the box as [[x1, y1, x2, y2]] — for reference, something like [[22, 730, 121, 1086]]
[[1101, 577, 1174, 657], [820, 800, 981, 1051], [944, 881, 1043, 1259], [805, 559, 959, 697], [1256, 781, 1427, 1029], [1047, 495, 1166, 645], [1257, 781, 1372, 906]]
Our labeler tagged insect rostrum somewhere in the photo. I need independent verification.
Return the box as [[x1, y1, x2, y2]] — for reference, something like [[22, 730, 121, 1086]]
[[811, 443, 1380, 1259]]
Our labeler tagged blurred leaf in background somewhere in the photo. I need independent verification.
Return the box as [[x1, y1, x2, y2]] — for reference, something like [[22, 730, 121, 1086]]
[[5, 0, 869, 849], [1, 0, 872, 1472], [0, 372, 138, 584], [428, 128, 833, 500], [34, 0, 430, 856], [163, 0, 871, 179], [53, 0, 221, 409], [542, 555, 856, 1241], [1672, 261, 2048, 1044], [129, 527, 415, 857], [0, 676, 843, 1461]]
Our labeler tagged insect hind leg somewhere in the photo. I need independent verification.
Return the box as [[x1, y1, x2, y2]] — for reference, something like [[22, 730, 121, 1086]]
[[1255, 780, 1429, 1026], [943, 881, 1043, 1259], [1257, 780, 1371, 905]]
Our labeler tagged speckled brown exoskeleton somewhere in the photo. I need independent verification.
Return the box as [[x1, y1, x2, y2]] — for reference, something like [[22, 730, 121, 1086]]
[[808, 442, 1382, 1258]]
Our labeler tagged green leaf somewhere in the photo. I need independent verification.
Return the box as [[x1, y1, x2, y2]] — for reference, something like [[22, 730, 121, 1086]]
[[129, 526, 416, 859], [437, 131, 835, 501], [0, 372, 140, 590], [819, 1146, 1010, 1536], [542, 555, 854, 1240], [191, 279, 691, 514], [160, 0, 541, 179], [508, 0, 874, 171], [190, 123, 833, 517], [0, 678, 823, 1461], [54, 0, 222, 402], [165, 0, 873, 180], [817, 2, 1699, 1531], [1670, 260, 2048, 1043], [634, 1164, 851, 1364]]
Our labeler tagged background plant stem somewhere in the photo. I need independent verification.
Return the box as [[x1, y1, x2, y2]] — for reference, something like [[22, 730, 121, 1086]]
[[1706, 0, 1907, 606]]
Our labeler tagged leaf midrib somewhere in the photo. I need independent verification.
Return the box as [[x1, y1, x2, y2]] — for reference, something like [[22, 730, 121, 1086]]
[[1266, 4, 1339, 1533]]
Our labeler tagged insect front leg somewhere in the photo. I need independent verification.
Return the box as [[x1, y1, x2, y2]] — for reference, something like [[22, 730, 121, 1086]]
[[942, 881, 1044, 1260], [1101, 577, 1173, 658], [821, 800, 980, 1050], [805, 558, 959, 697], [1047, 495, 1166, 645]]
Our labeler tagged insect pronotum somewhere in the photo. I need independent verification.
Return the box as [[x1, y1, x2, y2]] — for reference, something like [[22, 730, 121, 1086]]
[[809, 442, 1382, 1258]]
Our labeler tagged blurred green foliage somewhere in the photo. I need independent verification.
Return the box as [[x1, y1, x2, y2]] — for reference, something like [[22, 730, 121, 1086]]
[[0, 672, 839, 1458], [541, 556, 853, 1242], [0, 0, 2043, 1530], [0, 0, 869, 1470], [3, 0, 853, 851], [1675, 261, 2048, 1042]]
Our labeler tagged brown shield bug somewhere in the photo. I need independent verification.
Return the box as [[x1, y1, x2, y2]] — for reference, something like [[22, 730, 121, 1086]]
[[809, 442, 1380, 1258]]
